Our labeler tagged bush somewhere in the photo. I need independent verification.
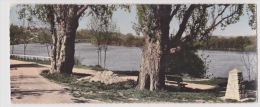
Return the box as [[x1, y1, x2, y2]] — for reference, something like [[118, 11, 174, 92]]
[[87, 65, 106, 71], [166, 42, 208, 78], [243, 80, 257, 90]]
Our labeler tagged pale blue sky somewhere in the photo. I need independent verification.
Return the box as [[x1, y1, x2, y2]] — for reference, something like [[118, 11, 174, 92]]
[[10, 5, 256, 36]]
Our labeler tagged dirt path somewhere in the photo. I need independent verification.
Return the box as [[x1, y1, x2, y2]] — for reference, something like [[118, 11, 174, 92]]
[[10, 60, 217, 103], [10, 60, 102, 103]]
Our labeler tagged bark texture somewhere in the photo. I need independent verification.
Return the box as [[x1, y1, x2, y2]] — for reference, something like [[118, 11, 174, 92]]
[[137, 5, 171, 91], [50, 5, 88, 74]]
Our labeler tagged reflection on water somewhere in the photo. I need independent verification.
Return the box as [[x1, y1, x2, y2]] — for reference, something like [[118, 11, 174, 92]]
[[11, 43, 257, 80]]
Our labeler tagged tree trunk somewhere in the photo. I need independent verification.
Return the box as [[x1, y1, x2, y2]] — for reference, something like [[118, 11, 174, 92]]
[[104, 46, 107, 69], [50, 6, 80, 74], [100, 47, 102, 67], [48, 5, 88, 74], [50, 27, 57, 73], [46, 45, 50, 57], [23, 44, 27, 55], [50, 12, 58, 73], [12, 45, 14, 54], [136, 5, 171, 91], [97, 49, 100, 65], [137, 38, 170, 91], [56, 11, 79, 74]]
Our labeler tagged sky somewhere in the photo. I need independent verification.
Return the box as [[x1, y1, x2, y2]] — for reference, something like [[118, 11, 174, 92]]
[[10, 5, 256, 36]]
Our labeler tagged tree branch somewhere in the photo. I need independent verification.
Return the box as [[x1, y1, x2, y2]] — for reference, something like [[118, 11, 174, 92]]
[[169, 5, 181, 21], [205, 5, 241, 34], [173, 5, 196, 41], [211, 5, 229, 28], [77, 5, 88, 18]]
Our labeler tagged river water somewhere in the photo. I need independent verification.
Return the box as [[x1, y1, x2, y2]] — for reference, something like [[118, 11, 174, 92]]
[[11, 43, 257, 80]]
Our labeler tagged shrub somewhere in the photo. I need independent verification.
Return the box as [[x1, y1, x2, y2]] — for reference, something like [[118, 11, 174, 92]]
[[166, 42, 208, 78]]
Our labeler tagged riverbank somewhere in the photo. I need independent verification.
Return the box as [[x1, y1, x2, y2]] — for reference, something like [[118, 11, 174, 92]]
[[11, 43, 257, 79]]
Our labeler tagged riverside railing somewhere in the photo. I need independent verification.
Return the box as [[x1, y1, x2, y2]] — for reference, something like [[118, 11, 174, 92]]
[[10, 54, 51, 61]]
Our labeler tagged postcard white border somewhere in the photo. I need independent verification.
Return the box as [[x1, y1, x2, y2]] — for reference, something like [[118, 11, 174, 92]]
[[1, 0, 259, 107]]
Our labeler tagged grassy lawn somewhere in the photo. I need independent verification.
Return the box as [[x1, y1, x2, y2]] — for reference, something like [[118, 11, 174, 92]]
[[10, 57, 106, 71], [10, 56, 52, 65], [40, 72, 224, 103]]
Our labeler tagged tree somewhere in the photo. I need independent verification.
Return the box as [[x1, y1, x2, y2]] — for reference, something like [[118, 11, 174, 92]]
[[18, 4, 128, 74], [134, 4, 245, 91], [18, 8, 34, 55], [246, 4, 256, 30], [20, 29, 32, 55], [37, 30, 52, 57], [10, 24, 22, 54], [18, 5, 90, 73], [240, 52, 257, 81], [88, 16, 104, 66], [101, 19, 117, 69], [88, 15, 117, 69]]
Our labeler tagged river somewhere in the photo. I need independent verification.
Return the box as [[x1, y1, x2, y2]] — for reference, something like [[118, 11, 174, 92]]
[[11, 43, 257, 80]]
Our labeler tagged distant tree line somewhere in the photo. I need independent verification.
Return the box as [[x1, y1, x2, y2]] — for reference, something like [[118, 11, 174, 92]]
[[10, 24, 52, 56], [199, 36, 257, 51], [76, 29, 145, 47], [77, 30, 257, 51]]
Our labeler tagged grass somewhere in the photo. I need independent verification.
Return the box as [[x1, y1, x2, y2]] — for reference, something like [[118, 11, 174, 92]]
[[40, 71, 224, 103], [11, 56, 51, 65], [112, 71, 139, 76], [10, 56, 106, 71]]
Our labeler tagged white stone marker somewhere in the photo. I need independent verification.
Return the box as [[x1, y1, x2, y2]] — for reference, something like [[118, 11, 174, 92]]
[[224, 69, 240, 100]]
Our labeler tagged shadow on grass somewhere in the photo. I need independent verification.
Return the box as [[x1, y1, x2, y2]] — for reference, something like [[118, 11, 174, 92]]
[[10, 63, 46, 68], [11, 89, 68, 100], [73, 73, 92, 77], [72, 98, 87, 103], [113, 71, 139, 76]]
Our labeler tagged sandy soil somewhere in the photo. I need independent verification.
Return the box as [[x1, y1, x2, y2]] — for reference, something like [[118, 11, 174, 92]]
[[10, 60, 103, 103], [10, 59, 217, 103]]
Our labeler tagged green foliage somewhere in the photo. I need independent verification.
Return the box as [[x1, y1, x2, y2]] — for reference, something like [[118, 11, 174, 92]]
[[167, 42, 208, 78], [246, 4, 257, 30], [86, 65, 106, 71], [36, 29, 52, 45], [40, 72, 80, 84], [10, 24, 33, 45], [10, 56, 51, 65], [243, 80, 257, 90], [134, 4, 244, 41], [75, 29, 144, 47], [10, 24, 23, 45], [200, 36, 256, 51]]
